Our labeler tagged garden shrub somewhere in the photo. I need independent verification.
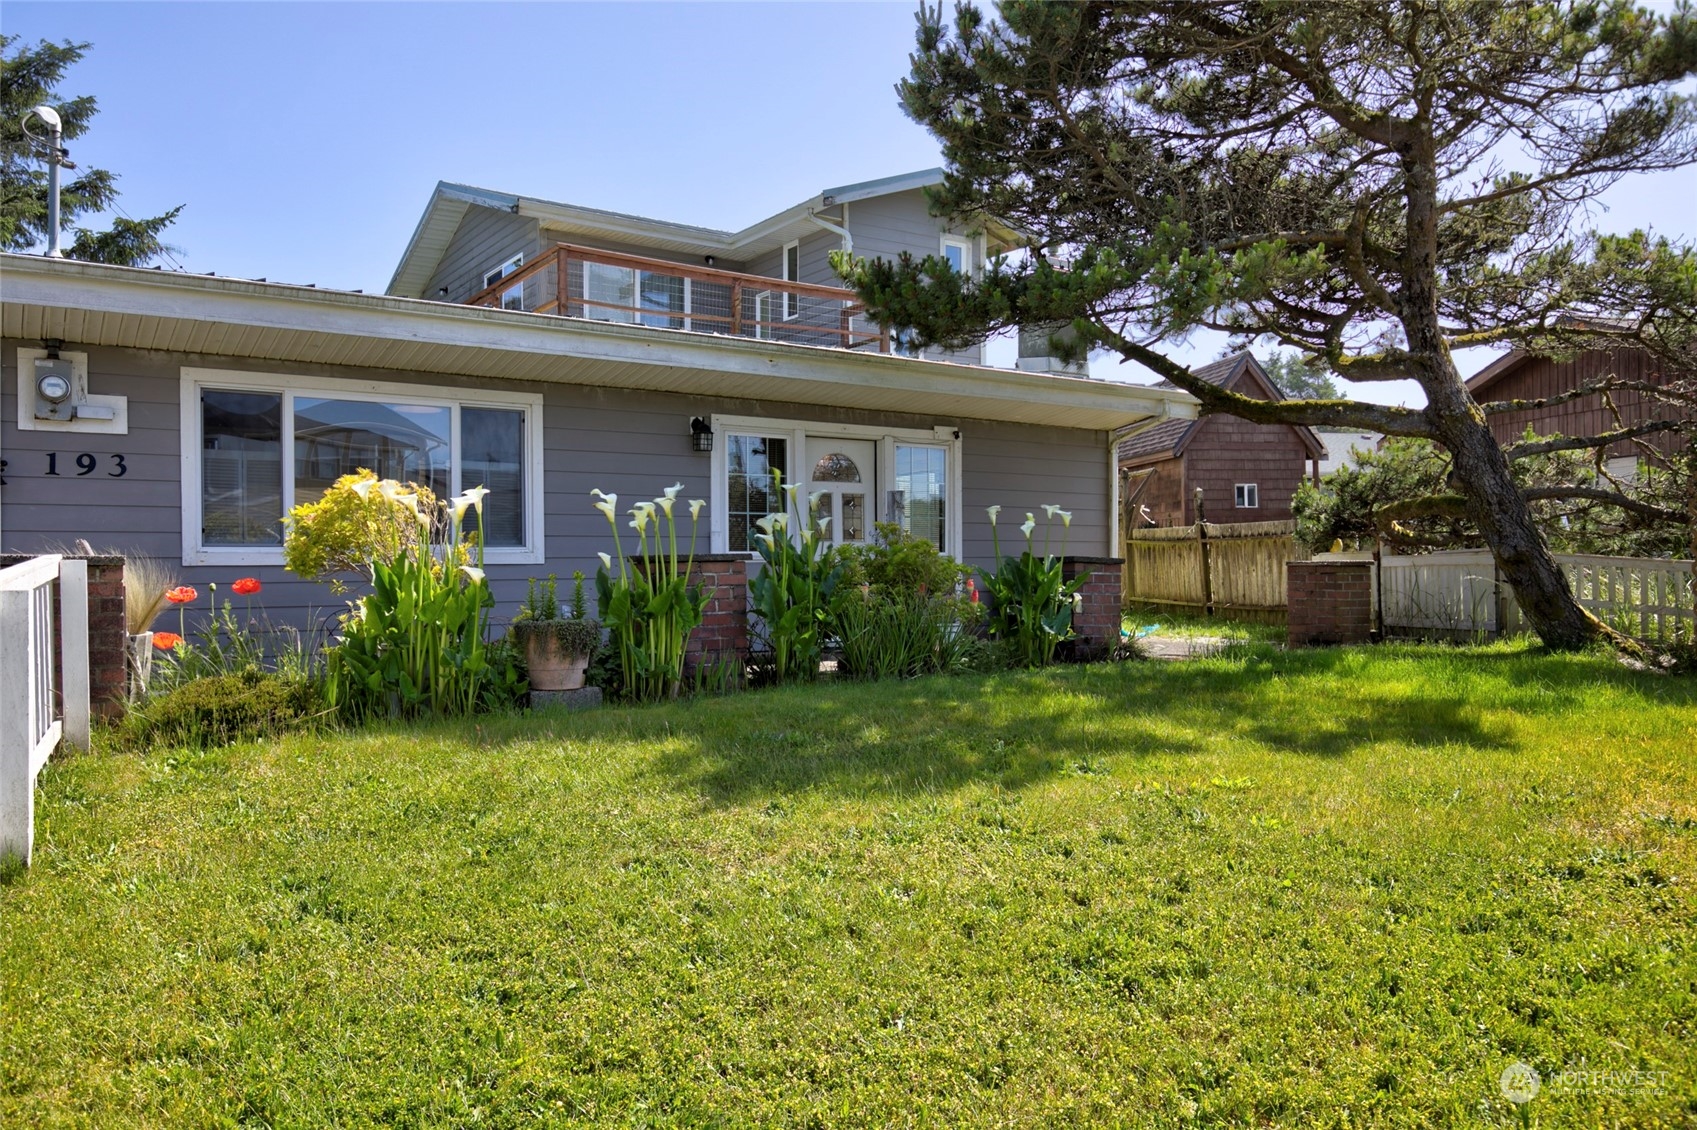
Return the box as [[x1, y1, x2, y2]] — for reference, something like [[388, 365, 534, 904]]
[[833, 524, 982, 681], [122, 670, 324, 749]]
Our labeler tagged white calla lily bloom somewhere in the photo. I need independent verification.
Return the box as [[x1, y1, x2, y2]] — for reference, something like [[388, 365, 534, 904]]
[[460, 485, 490, 512], [986, 505, 1001, 524], [689, 499, 706, 520], [460, 565, 486, 584], [598, 551, 613, 570], [1043, 504, 1060, 519], [1020, 514, 1037, 539], [656, 496, 676, 517], [1058, 509, 1073, 527], [663, 483, 685, 500], [350, 478, 376, 500]]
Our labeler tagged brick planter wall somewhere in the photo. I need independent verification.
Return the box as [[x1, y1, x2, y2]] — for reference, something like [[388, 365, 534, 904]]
[[1287, 559, 1375, 647], [1, 554, 128, 718], [1062, 556, 1125, 660], [685, 554, 750, 682]]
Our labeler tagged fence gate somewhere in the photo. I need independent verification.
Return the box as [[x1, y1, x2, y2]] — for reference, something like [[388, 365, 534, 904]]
[[1, 555, 90, 867]]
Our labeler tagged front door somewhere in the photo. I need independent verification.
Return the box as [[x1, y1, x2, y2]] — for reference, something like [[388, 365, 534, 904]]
[[805, 437, 876, 547]]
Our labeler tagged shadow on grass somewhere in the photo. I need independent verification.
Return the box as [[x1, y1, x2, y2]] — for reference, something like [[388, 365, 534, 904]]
[[454, 641, 1694, 807]]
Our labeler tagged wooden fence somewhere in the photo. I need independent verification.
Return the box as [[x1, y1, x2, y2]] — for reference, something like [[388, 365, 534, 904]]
[[1, 555, 90, 867], [1379, 549, 1695, 642], [1124, 520, 1306, 620]]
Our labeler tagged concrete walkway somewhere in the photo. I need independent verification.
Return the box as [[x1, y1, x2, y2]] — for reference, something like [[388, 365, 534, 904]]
[[1140, 635, 1234, 661]]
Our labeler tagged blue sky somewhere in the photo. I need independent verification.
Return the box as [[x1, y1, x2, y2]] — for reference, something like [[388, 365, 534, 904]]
[[8, 1, 1695, 406]]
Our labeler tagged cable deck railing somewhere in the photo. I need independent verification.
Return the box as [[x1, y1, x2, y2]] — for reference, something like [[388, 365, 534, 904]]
[[464, 243, 891, 353]]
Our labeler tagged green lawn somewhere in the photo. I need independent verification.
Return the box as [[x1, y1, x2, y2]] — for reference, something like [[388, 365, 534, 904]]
[[4, 643, 1695, 1127]]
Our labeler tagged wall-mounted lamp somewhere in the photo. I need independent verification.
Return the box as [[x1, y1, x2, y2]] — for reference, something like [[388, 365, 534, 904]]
[[703, 255, 716, 268], [690, 416, 714, 453]]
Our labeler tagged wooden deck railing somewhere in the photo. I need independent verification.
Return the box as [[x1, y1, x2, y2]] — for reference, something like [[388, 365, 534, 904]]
[[464, 242, 891, 352]]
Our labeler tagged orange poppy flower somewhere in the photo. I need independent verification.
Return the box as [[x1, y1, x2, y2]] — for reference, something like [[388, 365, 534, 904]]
[[165, 586, 198, 604], [151, 631, 183, 650], [231, 577, 262, 595]]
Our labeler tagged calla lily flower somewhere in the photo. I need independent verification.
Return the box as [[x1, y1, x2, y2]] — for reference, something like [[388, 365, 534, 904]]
[[986, 505, 1001, 524], [1020, 514, 1037, 539], [350, 478, 376, 500], [663, 483, 685, 500], [809, 490, 828, 510], [783, 482, 800, 503], [1043, 504, 1060, 519], [449, 495, 474, 524], [594, 500, 617, 522], [460, 565, 486, 584], [818, 516, 832, 533], [689, 499, 706, 520], [656, 495, 676, 517], [591, 488, 618, 506], [598, 551, 613, 570], [1058, 509, 1073, 527], [460, 485, 490, 512]]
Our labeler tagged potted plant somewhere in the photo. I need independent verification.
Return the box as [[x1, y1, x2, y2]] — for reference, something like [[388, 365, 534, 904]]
[[512, 572, 600, 691]]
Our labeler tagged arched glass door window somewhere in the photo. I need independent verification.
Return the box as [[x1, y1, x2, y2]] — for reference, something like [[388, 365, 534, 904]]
[[808, 447, 870, 544]]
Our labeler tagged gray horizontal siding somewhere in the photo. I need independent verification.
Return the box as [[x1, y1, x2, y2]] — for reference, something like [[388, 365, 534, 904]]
[[423, 206, 542, 304], [844, 191, 984, 366], [3, 338, 1110, 632]]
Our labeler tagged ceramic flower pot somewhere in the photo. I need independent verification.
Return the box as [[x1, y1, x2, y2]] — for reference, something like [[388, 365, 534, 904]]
[[524, 630, 590, 692]]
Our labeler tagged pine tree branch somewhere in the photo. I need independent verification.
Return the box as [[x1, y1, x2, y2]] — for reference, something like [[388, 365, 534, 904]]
[[1519, 486, 1685, 524], [1504, 420, 1686, 461]]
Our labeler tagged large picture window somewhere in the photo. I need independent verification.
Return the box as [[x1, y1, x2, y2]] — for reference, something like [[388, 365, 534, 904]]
[[183, 369, 542, 565]]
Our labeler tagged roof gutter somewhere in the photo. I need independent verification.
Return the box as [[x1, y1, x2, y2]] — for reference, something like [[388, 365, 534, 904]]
[[805, 209, 851, 255]]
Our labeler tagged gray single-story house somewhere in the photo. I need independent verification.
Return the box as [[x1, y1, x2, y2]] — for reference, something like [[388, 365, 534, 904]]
[[1, 171, 1196, 628]]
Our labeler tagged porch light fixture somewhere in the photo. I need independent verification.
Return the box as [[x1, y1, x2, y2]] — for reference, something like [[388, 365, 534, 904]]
[[690, 416, 714, 452], [703, 255, 716, 267]]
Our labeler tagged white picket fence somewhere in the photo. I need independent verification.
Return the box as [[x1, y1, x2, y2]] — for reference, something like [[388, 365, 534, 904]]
[[1378, 549, 1695, 641], [1, 555, 90, 867]]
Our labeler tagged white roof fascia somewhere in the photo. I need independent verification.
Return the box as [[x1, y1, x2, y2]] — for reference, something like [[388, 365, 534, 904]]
[[387, 182, 521, 298], [3, 256, 1197, 433]]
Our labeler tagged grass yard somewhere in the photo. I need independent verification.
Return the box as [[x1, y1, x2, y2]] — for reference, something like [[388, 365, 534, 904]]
[[3, 643, 1695, 1127]]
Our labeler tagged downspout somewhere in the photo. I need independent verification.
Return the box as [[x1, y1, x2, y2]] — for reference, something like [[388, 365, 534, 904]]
[[806, 209, 851, 255]]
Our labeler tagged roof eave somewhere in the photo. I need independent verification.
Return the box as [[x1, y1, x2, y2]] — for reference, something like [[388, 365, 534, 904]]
[[3, 255, 1198, 435]]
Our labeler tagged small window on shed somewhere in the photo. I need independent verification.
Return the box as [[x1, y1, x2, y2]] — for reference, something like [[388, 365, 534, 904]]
[[1235, 483, 1259, 509]]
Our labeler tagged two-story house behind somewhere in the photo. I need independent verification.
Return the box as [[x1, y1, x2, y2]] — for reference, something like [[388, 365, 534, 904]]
[[1118, 353, 1324, 527], [386, 169, 1014, 366], [1, 169, 1197, 626]]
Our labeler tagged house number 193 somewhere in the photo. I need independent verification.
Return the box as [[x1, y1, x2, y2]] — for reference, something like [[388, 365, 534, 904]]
[[45, 452, 127, 477]]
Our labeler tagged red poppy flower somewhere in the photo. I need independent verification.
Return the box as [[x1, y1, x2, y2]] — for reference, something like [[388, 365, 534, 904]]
[[231, 577, 262, 595], [165, 586, 198, 604], [151, 631, 183, 650]]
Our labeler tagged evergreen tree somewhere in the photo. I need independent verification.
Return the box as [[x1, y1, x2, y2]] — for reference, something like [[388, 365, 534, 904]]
[[838, 1, 1696, 651], [1261, 350, 1340, 403], [1, 35, 181, 265]]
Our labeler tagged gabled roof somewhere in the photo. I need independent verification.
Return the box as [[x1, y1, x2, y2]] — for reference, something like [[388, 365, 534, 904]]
[[1117, 353, 1326, 463], [388, 168, 1016, 300], [1464, 349, 1531, 398]]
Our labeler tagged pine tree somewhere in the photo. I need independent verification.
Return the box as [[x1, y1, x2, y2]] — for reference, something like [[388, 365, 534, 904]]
[[838, 1, 1696, 651], [1, 35, 181, 265]]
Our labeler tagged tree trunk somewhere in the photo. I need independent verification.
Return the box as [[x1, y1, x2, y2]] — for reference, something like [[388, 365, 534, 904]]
[[1425, 376, 1603, 650]]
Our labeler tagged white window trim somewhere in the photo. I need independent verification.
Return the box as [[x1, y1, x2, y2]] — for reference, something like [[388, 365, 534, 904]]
[[180, 367, 545, 567], [781, 240, 801, 321], [707, 414, 961, 558], [940, 234, 973, 277], [1235, 483, 1260, 509], [483, 254, 523, 290]]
